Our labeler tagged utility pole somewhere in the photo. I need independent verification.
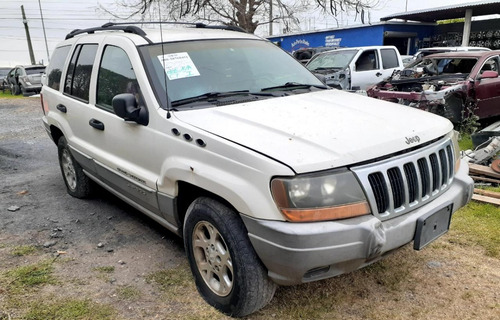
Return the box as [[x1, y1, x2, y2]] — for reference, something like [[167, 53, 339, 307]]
[[21, 5, 36, 65], [269, 0, 273, 36], [38, 0, 50, 63]]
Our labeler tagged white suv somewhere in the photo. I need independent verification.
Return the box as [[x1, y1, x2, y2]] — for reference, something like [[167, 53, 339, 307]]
[[41, 23, 473, 317]]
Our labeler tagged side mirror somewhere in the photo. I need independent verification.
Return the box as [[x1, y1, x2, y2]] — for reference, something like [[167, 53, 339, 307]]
[[478, 70, 498, 80], [112, 93, 149, 126]]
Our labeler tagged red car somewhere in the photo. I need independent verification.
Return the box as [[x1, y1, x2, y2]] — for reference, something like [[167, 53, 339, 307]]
[[367, 50, 500, 124]]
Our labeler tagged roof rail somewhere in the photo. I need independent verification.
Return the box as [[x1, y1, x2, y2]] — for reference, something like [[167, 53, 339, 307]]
[[65, 24, 147, 40], [65, 21, 247, 40], [104, 21, 247, 33]]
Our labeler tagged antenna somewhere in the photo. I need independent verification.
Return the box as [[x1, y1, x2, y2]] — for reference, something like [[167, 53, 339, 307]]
[[157, 2, 171, 118]]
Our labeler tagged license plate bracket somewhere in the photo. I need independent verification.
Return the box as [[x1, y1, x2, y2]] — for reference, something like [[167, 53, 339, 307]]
[[414, 204, 453, 250]]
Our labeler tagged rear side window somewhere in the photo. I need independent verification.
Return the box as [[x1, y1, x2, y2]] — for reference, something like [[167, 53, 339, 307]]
[[380, 49, 399, 69], [64, 44, 98, 102], [46, 46, 71, 90], [96, 45, 140, 112]]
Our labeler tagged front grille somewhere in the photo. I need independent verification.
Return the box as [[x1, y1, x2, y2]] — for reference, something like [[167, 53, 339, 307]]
[[352, 138, 455, 220]]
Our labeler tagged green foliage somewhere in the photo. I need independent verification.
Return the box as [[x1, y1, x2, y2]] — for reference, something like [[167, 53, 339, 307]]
[[437, 18, 465, 24], [24, 299, 115, 320]]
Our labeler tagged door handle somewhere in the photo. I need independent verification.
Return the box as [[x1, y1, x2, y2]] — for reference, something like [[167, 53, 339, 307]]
[[56, 104, 67, 113], [89, 118, 105, 131], [376, 72, 382, 77]]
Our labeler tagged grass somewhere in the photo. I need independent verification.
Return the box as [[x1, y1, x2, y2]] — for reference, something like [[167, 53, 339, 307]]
[[11, 245, 37, 256], [115, 285, 142, 300], [24, 299, 116, 320], [93, 266, 115, 274], [146, 263, 193, 294], [448, 201, 500, 257], [458, 133, 474, 151], [0, 90, 24, 99], [4, 260, 55, 290]]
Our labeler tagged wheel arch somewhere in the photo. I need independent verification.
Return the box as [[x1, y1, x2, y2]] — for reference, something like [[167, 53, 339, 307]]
[[176, 181, 239, 238], [49, 125, 64, 146]]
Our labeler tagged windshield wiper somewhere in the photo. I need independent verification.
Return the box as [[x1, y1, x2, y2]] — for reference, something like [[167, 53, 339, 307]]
[[171, 91, 250, 107], [171, 90, 275, 107], [261, 82, 328, 92]]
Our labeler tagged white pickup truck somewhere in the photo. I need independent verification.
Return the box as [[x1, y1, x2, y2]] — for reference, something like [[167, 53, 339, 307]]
[[306, 45, 404, 90], [41, 23, 473, 317]]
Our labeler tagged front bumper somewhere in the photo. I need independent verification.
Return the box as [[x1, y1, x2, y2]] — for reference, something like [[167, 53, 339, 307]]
[[242, 159, 473, 286]]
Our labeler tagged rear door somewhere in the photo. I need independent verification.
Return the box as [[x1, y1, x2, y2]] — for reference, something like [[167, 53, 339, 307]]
[[379, 47, 401, 80]]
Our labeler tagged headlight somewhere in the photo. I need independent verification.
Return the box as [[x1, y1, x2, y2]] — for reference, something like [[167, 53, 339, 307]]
[[271, 169, 371, 222], [450, 130, 461, 173]]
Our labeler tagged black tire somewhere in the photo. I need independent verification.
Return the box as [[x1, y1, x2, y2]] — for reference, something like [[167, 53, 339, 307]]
[[12, 84, 21, 95], [183, 197, 276, 317], [444, 95, 464, 124], [57, 136, 91, 198]]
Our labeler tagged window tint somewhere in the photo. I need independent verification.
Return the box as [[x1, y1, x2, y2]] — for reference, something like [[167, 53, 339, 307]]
[[356, 50, 377, 71], [380, 49, 399, 69], [97, 45, 140, 112], [46, 45, 70, 90], [64, 44, 98, 101]]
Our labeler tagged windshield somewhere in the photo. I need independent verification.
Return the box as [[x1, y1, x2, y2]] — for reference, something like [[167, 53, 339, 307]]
[[415, 57, 477, 75], [305, 50, 357, 71], [140, 39, 324, 108]]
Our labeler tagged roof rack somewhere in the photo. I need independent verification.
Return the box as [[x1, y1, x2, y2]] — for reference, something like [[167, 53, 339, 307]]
[[65, 21, 247, 41]]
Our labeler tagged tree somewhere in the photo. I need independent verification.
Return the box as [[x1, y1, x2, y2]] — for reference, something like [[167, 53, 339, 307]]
[[103, 0, 379, 34]]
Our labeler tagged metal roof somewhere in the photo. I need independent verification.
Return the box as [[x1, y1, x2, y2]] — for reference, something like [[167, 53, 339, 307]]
[[380, 0, 500, 22]]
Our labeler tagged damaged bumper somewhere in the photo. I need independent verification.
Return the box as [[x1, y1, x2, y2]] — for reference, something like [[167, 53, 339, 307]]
[[242, 159, 473, 286]]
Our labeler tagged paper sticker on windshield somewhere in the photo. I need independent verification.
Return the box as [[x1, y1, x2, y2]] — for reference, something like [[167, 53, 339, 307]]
[[158, 52, 200, 80]]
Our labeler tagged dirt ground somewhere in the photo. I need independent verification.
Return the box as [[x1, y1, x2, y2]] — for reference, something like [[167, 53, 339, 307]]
[[0, 97, 499, 319]]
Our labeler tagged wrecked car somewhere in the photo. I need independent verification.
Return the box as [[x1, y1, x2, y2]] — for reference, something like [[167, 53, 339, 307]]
[[367, 50, 500, 123], [306, 46, 404, 90]]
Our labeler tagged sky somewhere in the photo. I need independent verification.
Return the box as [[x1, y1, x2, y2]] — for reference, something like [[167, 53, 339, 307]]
[[0, 0, 487, 66]]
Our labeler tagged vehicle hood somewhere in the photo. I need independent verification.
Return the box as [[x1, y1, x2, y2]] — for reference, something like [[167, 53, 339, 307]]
[[174, 90, 452, 173]]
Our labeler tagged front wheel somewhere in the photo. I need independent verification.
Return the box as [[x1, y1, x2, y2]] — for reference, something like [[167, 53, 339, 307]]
[[57, 136, 91, 198], [183, 198, 276, 317]]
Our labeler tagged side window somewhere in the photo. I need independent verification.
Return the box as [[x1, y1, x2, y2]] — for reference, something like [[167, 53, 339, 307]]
[[64, 44, 98, 102], [380, 49, 399, 69], [480, 56, 499, 75], [46, 45, 71, 90], [96, 45, 140, 112], [356, 50, 377, 71]]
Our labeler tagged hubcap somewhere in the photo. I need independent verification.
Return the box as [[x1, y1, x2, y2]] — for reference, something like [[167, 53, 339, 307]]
[[192, 221, 233, 297], [61, 149, 77, 190]]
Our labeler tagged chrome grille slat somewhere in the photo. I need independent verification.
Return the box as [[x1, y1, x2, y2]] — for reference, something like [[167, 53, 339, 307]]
[[352, 138, 455, 221]]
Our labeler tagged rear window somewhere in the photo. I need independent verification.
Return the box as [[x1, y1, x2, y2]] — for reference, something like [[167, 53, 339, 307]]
[[25, 67, 46, 75], [380, 49, 399, 69], [46, 46, 71, 90]]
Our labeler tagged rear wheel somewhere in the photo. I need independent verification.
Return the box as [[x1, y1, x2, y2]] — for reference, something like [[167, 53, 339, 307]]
[[184, 197, 276, 317], [57, 136, 91, 198], [12, 84, 21, 95]]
